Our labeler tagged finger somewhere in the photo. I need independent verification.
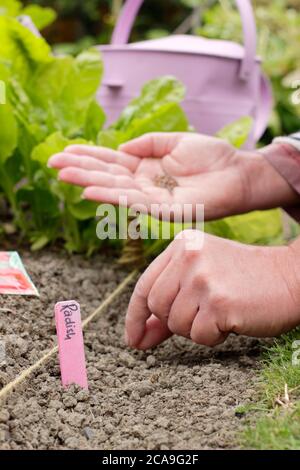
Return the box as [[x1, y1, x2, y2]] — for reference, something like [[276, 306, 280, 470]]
[[126, 245, 174, 347], [48, 153, 131, 176], [58, 167, 140, 190], [133, 316, 173, 350], [190, 307, 228, 347], [83, 186, 151, 209], [64, 145, 140, 172], [167, 288, 199, 338], [119, 133, 183, 158], [147, 260, 181, 323]]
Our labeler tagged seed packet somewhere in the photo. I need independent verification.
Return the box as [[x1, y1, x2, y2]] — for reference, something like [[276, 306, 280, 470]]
[[0, 252, 39, 296]]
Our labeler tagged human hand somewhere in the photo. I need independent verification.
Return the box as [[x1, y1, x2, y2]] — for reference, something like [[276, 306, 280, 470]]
[[125, 230, 300, 350], [48, 133, 298, 221]]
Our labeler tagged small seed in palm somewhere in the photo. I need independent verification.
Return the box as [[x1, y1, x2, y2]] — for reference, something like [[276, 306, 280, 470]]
[[154, 174, 178, 193]]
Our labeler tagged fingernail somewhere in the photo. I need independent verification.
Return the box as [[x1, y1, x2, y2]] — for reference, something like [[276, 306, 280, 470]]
[[81, 193, 86, 200], [47, 161, 53, 168]]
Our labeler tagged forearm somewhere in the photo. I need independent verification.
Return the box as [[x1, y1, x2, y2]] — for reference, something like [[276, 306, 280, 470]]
[[235, 145, 300, 215], [238, 142, 300, 215], [245, 148, 299, 210]]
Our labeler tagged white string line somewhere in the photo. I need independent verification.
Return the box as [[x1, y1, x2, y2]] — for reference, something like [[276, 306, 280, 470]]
[[0, 269, 138, 402]]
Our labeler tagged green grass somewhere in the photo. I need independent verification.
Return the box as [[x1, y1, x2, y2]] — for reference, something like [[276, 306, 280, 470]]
[[241, 328, 300, 449], [243, 403, 300, 450]]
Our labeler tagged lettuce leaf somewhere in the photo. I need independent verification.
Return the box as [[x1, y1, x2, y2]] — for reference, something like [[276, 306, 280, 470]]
[[21, 5, 57, 30], [0, 16, 52, 82], [26, 48, 103, 138], [99, 76, 189, 148], [0, 0, 56, 30], [217, 116, 253, 148], [206, 210, 283, 246], [0, 0, 22, 17], [113, 76, 186, 132], [0, 101, 17, 164]]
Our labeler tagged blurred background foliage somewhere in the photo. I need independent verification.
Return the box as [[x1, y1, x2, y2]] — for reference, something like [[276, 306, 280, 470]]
[[13, 0, 300, 140]]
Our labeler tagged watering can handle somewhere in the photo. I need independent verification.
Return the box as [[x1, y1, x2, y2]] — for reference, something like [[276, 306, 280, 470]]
[[111, 0, 257, 81]]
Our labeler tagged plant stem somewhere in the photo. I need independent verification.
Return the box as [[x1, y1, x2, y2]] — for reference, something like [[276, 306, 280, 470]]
[[64, 205, 82, 252], [0, 166, 16, 213]]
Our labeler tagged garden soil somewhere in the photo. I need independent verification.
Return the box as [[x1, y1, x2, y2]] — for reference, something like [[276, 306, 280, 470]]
[[0, 248, 266, 450]]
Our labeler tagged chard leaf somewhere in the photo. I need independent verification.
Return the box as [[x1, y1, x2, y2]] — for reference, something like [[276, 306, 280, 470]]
[[0, 0, 22, 17], [68, 200, 99, 221], [0, 101, 18, 164], [84, 100, 106, 141], [31, 132, 89, 206], [8, 78, 47, 147], [97, 129, 126, 149], [21, 5, 57, 30], [28, 49, 103, 137], [74, 49, 103, 103], [126, 102, 189, 139], [0, 17, 52, 82], [31, 132, 87, 167], [206, 210, 283, 245], [217, 116, 254, 148], [113, 76, 186, 131], [16, 185, 60, 219]]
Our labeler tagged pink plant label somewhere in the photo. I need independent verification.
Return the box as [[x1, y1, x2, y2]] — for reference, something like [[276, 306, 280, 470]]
[[55, 301, 88, 390]]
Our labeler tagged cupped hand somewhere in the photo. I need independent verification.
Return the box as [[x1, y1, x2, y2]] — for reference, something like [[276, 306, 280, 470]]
[[47, 133, 248, 221], [125, 230, 300, 350], [48, 132, 298, 221]]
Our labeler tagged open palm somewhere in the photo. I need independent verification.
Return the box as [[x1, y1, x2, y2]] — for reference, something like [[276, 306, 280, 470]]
[[48, 133, 247, 221]]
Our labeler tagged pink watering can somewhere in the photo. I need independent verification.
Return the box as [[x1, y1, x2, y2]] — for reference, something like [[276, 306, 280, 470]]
[[98, 0, 273, 148]]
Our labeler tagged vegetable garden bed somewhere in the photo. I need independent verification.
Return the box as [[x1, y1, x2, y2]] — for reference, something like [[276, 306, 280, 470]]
[[1, 2, 296, 451], [0, 247, 266, 450]]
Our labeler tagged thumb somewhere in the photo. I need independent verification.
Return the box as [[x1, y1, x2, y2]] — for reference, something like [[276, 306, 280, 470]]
[[119, 132, 184, 158]]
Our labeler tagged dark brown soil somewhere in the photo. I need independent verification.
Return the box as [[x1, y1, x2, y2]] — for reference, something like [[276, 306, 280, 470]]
[[0, 249, 265, 450]]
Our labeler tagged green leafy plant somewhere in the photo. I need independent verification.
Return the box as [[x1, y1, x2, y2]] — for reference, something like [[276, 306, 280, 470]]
[[0, 15, 190, 253], [0, 0, 57, 29], [0, 10, 283, 255]]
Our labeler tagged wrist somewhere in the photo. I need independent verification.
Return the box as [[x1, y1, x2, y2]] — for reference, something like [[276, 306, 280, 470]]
[[236, 145, 300, 213], [273, 134, 300, 152]]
